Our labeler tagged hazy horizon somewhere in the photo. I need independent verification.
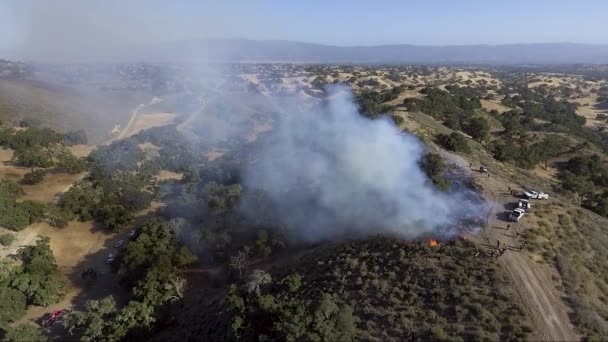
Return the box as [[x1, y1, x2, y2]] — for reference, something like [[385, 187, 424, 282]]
[[2, 0, 608, 62]]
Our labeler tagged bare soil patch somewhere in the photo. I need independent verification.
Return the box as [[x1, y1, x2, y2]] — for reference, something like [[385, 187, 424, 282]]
[[21, 172, 86, 203], [0, 148, 28, 181], [68, 144, 95, 158], [205, 148, 229, 162], [138, 142, 161, 159], [572, 96, 606, 128], [121, 112, 176, 138], [246, 121, 272, 143], [156, 170, 182, 181], [481, 99, 510, 114]]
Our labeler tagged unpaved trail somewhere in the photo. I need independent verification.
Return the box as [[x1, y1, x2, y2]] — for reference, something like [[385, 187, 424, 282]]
[[472, 169, 578, 341], [438, 149, 578, 340]]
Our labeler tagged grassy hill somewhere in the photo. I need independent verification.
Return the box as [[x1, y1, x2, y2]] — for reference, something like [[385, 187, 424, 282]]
[[0, 78, 145, 143]]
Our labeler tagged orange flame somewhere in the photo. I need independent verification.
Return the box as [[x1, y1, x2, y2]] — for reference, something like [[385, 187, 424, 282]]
[[429, 239, 438, 247]]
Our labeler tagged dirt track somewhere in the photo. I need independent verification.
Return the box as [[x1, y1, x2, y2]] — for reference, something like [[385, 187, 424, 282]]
[[439, 149, 578, 340], [473, 168, 579, 341]]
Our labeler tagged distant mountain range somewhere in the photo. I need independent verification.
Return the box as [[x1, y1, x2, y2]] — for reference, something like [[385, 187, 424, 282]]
[[133, 39, 608, 64]]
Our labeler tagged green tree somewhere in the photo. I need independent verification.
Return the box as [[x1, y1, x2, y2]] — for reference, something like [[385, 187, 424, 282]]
[[308, 293, 355, 342], [12, 147, 53, 168], [1, 324, 47, 342], [13, 237, 67, 306], [63, 296, 118, 341], [255, 230, 272, 257], [0, 286, 27, 323], [0, 180, 24, 199], [45, 206, 70, 228], [436, 132, 471, 153], [98, 204, 133, 231], [21, 169, 46, 185], [466, 117, 491, 143], [282, 273, 303, 292], [0, 233, 15, 246]]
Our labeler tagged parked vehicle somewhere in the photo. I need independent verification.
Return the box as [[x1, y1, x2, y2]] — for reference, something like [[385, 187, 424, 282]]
[[127, 229, 137, 238], [523, 190, 549, 200], [509, 208, 525, 222], [42, 310, 68, 327], [115, 239, 125, 248], [106, 253, 116, 264], [518, 199, 531, 210]]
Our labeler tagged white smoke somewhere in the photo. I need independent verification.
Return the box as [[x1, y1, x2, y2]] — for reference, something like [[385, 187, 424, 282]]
[[241, 87, 482, 242]]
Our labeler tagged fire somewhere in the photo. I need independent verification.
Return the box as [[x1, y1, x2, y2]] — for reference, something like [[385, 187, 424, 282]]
[[429, 239, 438, 247]]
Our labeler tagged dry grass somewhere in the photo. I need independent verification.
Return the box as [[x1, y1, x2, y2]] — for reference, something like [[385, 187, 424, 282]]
[[246, 121, 272, 143], [205, 148, 229, 162], [21, 172, 86, 203], [156, 170, 182, 181], [481, 99, 510, 113], [571, 96, 606, 128], [0, 148, 28, 181], [68, 144, 95, 158], [121, 112, 177, 138]]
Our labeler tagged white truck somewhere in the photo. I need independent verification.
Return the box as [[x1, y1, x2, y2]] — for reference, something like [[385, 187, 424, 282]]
[[509, 208, 525, 222], [523, 190, 549, 200], [518, 199, 531, 210]]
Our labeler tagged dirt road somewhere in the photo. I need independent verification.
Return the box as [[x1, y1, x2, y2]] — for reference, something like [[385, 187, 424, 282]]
[[438, 149, 577, 340], [472, 169, 578, 341]]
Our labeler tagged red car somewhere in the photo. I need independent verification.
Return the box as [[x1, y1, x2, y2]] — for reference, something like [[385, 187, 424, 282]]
[[41, 309, 68, 327]]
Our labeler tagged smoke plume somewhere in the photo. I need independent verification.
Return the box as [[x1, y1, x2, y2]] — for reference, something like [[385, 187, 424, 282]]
[[241, 87, 482, 242]]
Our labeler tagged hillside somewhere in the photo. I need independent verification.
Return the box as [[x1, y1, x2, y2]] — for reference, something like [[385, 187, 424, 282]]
[[2, 62, 608, 341], [152, 238, 532, 341], [0, 79, 142, 143]]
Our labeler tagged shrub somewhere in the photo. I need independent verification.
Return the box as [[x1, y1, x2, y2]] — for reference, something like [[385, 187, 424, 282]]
[[21, 169, 46, 185], [0, 233, 15, 246], [435, 132, 471, 153]]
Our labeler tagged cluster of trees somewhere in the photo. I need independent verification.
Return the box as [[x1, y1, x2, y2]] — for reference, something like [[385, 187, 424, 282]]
[[168, 237, 531, 341], [496, 84, 608, 152], [404, 86, 490, 141], [419, 152, 451, 190], [436, 132, 471, 153], [62, 219, 196, 341], [59, 173, 152, 231], [559, 154, 608, 216], [0, 126, 87, 171], [60, 126, 198, 231], [226, 277, 355, 341], [0, 238, 66, 340], [0, 180, 46, 231], [21, 169, 46, 185], [490, 135, 568, 170], [102, 125, 197, 175], [355, 86, 404, 118]]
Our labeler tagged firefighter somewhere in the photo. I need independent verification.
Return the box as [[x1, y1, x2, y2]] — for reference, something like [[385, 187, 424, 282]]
[[496, 239, 500, 247], [507, 224, 511, 231]]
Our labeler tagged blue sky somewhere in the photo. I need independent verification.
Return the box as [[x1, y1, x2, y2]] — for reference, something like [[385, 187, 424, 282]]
[[176, 0, 608, 45], [1, 0, 607, 57]]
